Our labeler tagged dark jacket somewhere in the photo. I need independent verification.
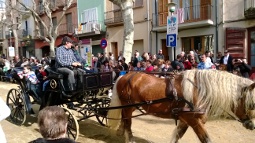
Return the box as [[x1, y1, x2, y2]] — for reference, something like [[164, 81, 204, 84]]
[[220, 55, 233, 72], [235, 63, 252, 78], [29, 138, 76, 143]]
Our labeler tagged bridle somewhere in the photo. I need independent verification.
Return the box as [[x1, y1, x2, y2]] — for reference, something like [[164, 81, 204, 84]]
[[226, 83, 255, 124]]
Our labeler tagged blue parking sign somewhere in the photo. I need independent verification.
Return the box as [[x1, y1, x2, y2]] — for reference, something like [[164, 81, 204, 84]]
[[166, 34, 177, 47]]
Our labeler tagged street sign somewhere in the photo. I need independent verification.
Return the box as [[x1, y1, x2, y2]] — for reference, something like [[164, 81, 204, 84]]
[[8, 47, 15, 57], [167, 15, 178, 34], [100, 38, 107, 49], [166, 34, 177, 47]]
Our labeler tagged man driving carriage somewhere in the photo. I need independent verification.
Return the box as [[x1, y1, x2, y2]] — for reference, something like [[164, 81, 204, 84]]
[[55, 36, 81, 96]]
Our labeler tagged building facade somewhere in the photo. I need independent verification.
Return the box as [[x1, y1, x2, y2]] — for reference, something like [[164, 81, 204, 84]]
[[105, 0, 152, 60], [221, 0, 255, 71], [34, 0, 78, 59], [76, 0, 106, 58], [152, 0, 215, 61]]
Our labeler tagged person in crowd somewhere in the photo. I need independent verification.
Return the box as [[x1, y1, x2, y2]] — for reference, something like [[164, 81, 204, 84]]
[[151, 54, 158, 65], [220, 50, 233, 72], [145, 60, 154, 72], [128, 62, 134, 71], [108, 52, 114, 61], [180, 51, 185, 62], [21, 58, 29, 67], [29, 106, 75, 143], [141, 52, 150, 61], [133, 61, 143, 71], [205, 50, 214, 63], [215, 51, 222, 68], [101, 60, 112, 72], [171, 54, 184, 71], [232, 58, 252, 78], [0, 58, 5, 76], [14, 56, 23, 67], [55, 36, 81, 96], [182, 55, 192, 70], [120, 58, 128, 71], [132, 50, 143, 67], [190, 50, 200, 64], [188, 54, 198, 69], [118, 51, 124, 61], [72, 43, 86, 66], [162, 60, 173, 72], [156, 49, 164, 60], [0, 97, 10, 143], [197, 54, 214, 69]]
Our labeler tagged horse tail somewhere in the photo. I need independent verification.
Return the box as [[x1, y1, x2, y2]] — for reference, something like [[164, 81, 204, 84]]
[[107, 77, 122, 130]]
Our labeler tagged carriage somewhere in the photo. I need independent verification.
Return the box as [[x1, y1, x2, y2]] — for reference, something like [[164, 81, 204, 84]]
[[5, 65, 113, 141], [6, 65, 255, 142]]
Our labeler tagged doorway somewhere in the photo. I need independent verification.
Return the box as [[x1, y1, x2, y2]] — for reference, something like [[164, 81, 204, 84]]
[[161, 39, 169, 60]]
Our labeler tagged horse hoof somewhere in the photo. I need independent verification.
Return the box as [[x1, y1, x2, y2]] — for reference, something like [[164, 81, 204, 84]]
[[116, 129, 124, 136]]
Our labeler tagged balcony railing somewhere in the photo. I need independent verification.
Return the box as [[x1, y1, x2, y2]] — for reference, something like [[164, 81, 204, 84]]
[[58, 23, 77, 35], [36, 23, 77, 37], [104, 9, 123, 25], [153, 4, 213, 27], [75, 21, 102, 34], [244, 0, 255, 19]]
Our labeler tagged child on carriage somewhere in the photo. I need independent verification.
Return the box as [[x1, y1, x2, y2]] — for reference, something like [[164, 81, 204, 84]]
[[17, 65, 41, 114]]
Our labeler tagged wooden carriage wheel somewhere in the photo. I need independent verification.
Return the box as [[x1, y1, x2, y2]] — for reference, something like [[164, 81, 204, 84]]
[[6, 88, 27, 126], [62, 107, 79, 141], [95, 97, 111, 126]]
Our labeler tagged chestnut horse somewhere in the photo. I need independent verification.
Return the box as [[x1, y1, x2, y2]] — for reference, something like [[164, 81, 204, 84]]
[[107, 70, 255, 143]]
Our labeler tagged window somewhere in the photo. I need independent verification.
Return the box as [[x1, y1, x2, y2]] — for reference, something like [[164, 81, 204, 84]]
[[52, 17, 57, 33], [133, 0, 143, 7], [39, 22, 44, 36], [65, 13, 73, 33]]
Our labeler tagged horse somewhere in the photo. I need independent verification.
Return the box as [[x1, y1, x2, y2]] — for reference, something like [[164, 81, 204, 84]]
[[107, 70, 255, 143]]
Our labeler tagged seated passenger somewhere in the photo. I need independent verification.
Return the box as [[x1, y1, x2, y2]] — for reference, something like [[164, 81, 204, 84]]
[[37, 66, 49, 92], [29, 106, 75, 143], [18, 65, 40, 114], [55, 36, 81, 95]]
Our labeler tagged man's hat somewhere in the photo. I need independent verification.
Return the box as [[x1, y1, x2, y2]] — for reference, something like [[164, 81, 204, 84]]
[[62, 36, 73, 44], [224, 50, 228, 53]]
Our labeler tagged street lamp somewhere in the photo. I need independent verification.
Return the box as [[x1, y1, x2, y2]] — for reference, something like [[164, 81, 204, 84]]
[[167, 1, 177, 60]]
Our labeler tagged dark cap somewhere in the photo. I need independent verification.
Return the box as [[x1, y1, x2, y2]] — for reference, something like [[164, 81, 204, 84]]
[[62, 36, 73, 44]]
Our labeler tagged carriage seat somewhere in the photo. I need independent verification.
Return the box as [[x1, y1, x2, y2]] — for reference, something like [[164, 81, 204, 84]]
[[45, 67, 63, 79]]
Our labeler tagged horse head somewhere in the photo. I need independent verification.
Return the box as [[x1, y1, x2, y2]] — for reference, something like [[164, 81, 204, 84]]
[[238, 82, 255, 130]]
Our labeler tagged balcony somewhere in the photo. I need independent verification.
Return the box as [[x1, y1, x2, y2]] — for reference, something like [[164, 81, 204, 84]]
[[244, 0, 255, 19], [75, 21, 103, 36], [104, 9, 123, 26], [58, 23, 77, 35], [36, 23, 77, 37], [152, 4, 214, 31]]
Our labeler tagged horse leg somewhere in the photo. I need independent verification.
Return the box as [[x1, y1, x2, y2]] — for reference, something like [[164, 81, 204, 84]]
[[122, 108, 135, 143], [170, 121, 189, 143], [116, 120, 125, 136], [179, 114, 211, 143]]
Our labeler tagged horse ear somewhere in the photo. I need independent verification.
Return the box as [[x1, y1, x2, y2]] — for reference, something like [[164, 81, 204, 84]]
[[249, 83, 255, 91]]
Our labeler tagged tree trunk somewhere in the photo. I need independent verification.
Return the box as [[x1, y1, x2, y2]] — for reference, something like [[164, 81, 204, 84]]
[[121, 0, 134, 63], [49, 39, 55, 57], [12, 29, 19, 56]]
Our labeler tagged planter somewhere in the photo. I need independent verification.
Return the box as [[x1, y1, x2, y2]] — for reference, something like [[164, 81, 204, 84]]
[[244, 7, 255, 19]]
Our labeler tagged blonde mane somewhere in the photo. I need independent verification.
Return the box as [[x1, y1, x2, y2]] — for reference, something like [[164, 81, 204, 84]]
[[182, 70, 254, 118]]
